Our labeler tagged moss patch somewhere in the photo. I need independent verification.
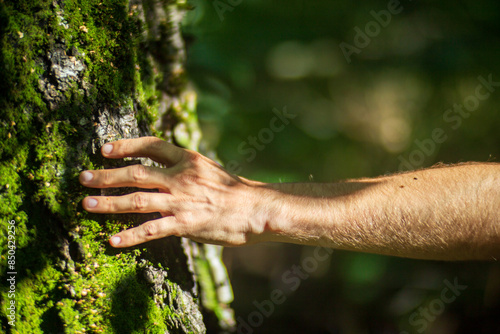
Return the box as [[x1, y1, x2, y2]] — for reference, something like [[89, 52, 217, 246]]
[[0, 0, 208, 333]]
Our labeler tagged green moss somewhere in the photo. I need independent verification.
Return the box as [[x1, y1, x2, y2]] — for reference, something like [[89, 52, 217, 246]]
[[0, 147, 31, 263], [1, 264, 62, 334], [0, 0, 221, 332], [57, 299, 82, 333]]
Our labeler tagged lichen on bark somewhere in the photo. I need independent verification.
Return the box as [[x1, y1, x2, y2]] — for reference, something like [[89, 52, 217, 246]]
[[0, 0, 234, 333]]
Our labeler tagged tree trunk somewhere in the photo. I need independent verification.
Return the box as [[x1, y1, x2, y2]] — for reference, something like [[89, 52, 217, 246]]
[[0, 0, 234, 333]]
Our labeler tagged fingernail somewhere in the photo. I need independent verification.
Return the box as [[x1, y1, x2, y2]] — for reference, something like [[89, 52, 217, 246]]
[[87, 198, 98, 208], [81, 171, 94, 182], [110, 236, 121, 246], [102, 144, 113, 155]]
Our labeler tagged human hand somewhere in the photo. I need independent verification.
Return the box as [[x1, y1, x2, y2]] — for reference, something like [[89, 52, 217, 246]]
[[79, 137, 268, 248]]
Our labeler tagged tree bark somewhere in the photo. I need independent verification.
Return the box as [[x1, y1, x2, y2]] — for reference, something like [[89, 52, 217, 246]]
[[0, 0, 234, 333]]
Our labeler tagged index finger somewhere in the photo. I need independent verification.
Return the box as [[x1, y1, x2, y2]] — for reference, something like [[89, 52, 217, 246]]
[[102, 137, 186, 166]]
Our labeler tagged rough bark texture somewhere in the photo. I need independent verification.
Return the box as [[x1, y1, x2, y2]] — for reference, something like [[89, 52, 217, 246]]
[[0, 0, 234, 333]]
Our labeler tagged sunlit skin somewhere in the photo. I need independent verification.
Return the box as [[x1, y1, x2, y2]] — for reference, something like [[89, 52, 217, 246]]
[[80, 137, 500, 261]]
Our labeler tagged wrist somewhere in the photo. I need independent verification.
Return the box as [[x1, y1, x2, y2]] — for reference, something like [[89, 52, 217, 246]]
[[244, 182, 330, 245], [239, 182, 286, 244]]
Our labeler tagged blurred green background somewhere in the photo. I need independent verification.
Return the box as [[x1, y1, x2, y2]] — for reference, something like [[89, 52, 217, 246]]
[[182, 0, 500, 333]]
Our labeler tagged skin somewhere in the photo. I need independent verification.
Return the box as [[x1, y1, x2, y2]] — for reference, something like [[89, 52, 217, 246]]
[[80, 137, 500, 261]]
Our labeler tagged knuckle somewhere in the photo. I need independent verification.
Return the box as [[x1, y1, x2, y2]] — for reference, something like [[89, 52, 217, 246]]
[[176, 211, 195, 228], [133, 193, 147, 211], [142, 222, 158, 237], [132, 164, 148, 182], [176, 212, 188, 225], [120, 140, 132, 155], [175, 172, 198, 187], [103, 170, 112, 186], [107, 197, 116, 211], [184, 151, 201, 165]]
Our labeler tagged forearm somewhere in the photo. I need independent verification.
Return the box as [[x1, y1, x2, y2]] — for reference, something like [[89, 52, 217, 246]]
[[80, 138, 499, 260], [251, 163, 500, 260]]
